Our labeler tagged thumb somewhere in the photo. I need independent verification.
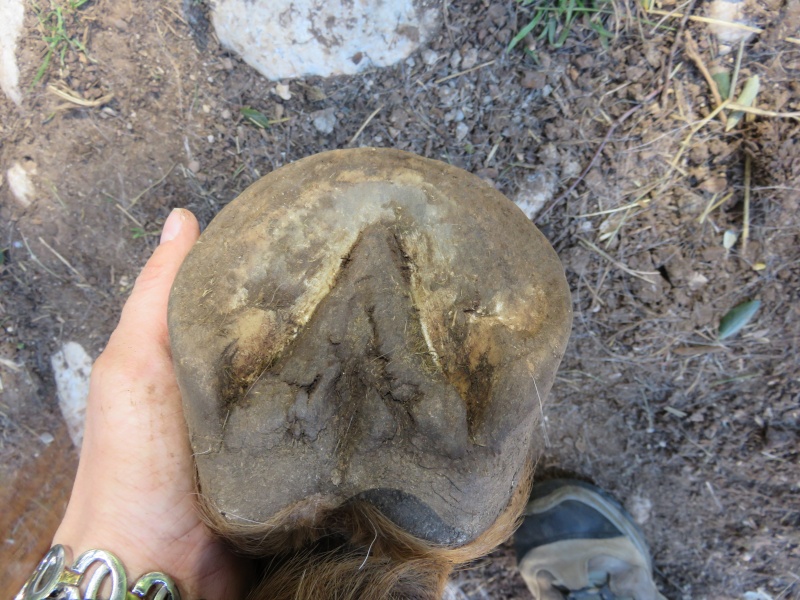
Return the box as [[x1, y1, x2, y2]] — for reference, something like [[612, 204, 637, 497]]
[[109, 208, 201, 354]]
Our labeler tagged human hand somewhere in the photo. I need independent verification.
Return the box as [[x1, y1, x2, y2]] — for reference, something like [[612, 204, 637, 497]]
[[53, 208, 248, 599]]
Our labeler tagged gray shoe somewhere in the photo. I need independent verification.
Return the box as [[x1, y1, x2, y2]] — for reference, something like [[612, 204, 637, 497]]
[[514, 479, 667, 600]]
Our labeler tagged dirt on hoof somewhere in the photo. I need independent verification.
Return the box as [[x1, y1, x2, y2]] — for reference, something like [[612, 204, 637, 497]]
[[168, 149, 572, 545]]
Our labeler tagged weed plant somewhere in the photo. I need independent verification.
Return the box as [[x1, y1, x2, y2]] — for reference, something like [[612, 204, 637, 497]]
[[31, 0, 91, 86], [509, 0, 616, 52]]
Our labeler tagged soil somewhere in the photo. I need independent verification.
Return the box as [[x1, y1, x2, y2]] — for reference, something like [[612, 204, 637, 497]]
[[1, 0, 798, 598]]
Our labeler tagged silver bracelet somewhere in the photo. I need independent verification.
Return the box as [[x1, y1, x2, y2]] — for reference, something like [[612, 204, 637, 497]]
[[15, 544, 181, 600]]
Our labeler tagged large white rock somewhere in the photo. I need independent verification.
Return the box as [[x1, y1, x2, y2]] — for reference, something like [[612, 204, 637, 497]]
[[0, 0, 24, 105], [210, 0, 440, 80]]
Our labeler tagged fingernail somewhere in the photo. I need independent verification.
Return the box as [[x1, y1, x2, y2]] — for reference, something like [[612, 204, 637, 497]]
[[160, 209, 184, 244]]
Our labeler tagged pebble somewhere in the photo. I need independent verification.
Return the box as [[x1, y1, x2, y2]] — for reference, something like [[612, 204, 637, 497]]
[[221, 108, 232, 119], [274, 83, 292, 100], [421, 49, 439, 66], [312, 108, 337, 134], [513, 170, 557, 220], [449, 50, 462, 70], [461, 47, 478, 70], [188, 160, 200, 173], [455, 122, 470, 141]]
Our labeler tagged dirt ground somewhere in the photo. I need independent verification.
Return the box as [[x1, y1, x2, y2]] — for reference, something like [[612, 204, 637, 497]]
[[1, 0, 799, 597]]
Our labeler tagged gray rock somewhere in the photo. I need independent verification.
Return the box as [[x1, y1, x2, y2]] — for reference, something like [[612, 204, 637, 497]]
[[210, 0, 441, 80], [51, 342, 93, 448], [421, 48, 439, 66], [513, 170, 558, 221], [312, 107, 337, 134]]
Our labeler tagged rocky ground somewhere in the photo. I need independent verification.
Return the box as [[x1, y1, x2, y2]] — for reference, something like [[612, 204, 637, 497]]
[[1, 0, 799, 597]]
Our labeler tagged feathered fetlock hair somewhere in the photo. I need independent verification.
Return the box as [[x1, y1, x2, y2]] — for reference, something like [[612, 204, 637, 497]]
[[197, 462, 533, 600]]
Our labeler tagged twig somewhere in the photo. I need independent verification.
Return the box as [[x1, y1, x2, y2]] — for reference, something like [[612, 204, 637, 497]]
[[577, 198, 650, 218], [725, 104, 800, 119], [698, 191, 733, 223], [705, 481, 724, 511], [128, 163, 176, 207], [646, 8, 762, 33], [742, 153, 752, 254], [21, 235, 63, 280], [161, 4, 188, 26], [434, 60, 496, 84], [115, 203, 144, 227], [542, 86, 663, 217], [577, 237, 659, 284], [671, 99, 731, 169], [348, 104, 385, 146], [47, 84, 114, 107], [0, 358, 22, 372], [38, 237, 87, 281], [683, 31, 726, 123]]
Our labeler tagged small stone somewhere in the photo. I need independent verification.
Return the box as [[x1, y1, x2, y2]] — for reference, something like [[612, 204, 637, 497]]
[[51, 342, 93, 448], [274, 104, 285, 119], [455, 122, 470, 141], [575, 54, 594, 70], [698, 175, 727, 194], [513, 170, 558, 220], [188, 160, 200, 173], [39, 432, 54, 445], [723, 230, 738, 250], [688, 272, 708, 290], [331, 468, 343, 486], [221, 57, 234, 70], [521, 71, 546, 89], [449, 49, 462, 70], [274, 83, 291, 100], [312, 107, 337, 134], [708, 0, 756, 54], [207, 134, 215, 143], [221, 108, 232, 119], [6, 159, 37, 207], [461, 47, 478, 69], [626, 493, 652, 525], [421, 49, 439, 65], [202, 104, 211, 113], [305, 85, 327, 102]]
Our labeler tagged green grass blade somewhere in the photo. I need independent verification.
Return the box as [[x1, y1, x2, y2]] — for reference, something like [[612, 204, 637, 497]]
[[32, 47, 54, 86], [507, 9, 545, 51], [726, 75, 760, 131], [240, 107, 271, 129], [718, 300, 761, 340]]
